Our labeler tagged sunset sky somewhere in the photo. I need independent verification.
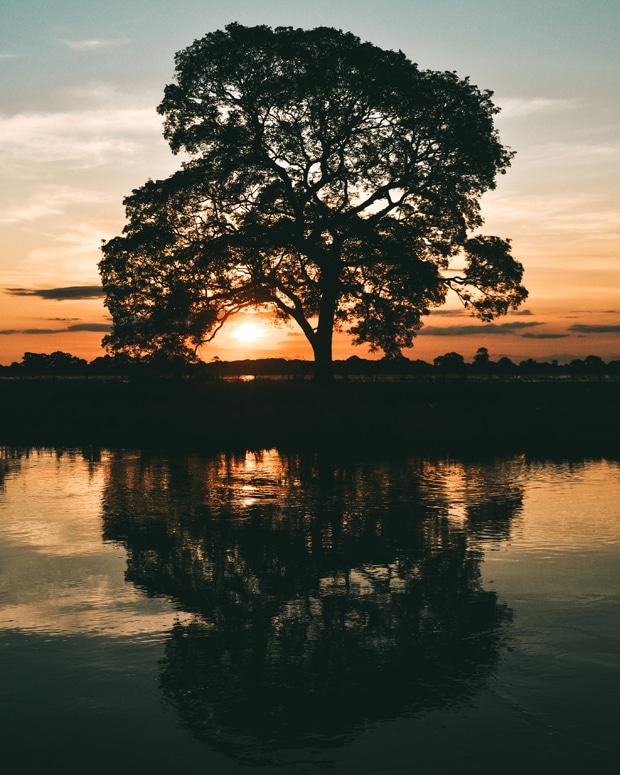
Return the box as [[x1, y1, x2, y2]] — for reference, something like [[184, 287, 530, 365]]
[[1, 0, 618, 365]]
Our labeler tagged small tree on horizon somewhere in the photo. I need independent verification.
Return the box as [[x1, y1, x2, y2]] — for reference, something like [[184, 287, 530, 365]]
[[17, 351, 88, 373], [473, 346, 492, 368], [99, 23, 527, 382], [433, 352, 466, 372]]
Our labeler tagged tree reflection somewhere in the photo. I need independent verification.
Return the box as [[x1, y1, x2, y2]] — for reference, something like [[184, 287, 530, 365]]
[[0, 447, 26, 491], [101, 451, 520, 760], [418, 458, 525, 542]]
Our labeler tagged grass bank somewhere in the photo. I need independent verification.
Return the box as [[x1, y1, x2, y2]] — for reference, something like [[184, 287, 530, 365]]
[[1, 378, 618, 456]]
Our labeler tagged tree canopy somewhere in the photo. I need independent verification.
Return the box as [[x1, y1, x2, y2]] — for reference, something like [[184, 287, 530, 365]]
[[99, 23, 527, 381]]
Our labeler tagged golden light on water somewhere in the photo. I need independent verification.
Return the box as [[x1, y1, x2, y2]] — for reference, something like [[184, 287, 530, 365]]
[[0, 451, 189, 638], [2, 450, 619, 642]]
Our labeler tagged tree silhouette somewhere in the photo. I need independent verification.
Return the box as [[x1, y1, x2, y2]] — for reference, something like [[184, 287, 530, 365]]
[[433, 351, 466, 371], [18, 351, 88, 373], [473, 346, 491, 368], [99, 23, 527, 381]]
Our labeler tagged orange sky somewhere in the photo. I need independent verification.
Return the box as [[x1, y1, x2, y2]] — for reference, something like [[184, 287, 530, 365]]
[[1, 1, 619, 366]]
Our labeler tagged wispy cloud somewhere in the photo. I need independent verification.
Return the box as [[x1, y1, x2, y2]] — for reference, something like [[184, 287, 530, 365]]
[[66, 323, 110, 332], [482, 190, 620, 248], [497, 96, 576, 119], [0, 185, 104, 224], [0, 105, 165, 172], [6, 286, 105, 300], [522, 332, 569, 339], [562, 310, 620, 319], [19, 224, 114, 285], [428, 308, 534, 318], [427, 309, 467, 317], [420, 321, 541, 336], [0, 322, 110, 335], [61, 39, 130, 51], [568, 324, 620, 334], [523, 140, 619, 167], [0, 52, 17, 60]]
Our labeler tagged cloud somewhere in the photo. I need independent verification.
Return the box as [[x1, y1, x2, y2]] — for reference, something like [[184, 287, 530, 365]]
[[427, 309, 467, 317], [19, 224, 115, 285], [20, 329, 58, 335], [568, 324, 620, 334], [497, 96, 576, 119], [0, 185, 104, 224], [0, 322, 110, 335], [483, 191, 620, 245], [428, 308, 534, 319], [522, 333, 569, 339], [66, 323, 110, 332], [525, 140, 619, 167], [0, 52, 17, 60], [6, 285, 105, 300], [0, 105, 165, 172], [420, 321, 541, 336], [61, 39, 130, 51]]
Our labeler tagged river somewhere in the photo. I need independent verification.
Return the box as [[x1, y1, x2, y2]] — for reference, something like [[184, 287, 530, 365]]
[[1, 448, 618, 773]]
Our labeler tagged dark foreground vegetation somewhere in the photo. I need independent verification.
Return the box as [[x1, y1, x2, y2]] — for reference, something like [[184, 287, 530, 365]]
[[4, 348, 620, 380], [1, 370, 618, 456]]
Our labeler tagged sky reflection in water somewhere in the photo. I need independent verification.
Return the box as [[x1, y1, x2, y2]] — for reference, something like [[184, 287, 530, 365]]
[[0, 449, 619, 772]]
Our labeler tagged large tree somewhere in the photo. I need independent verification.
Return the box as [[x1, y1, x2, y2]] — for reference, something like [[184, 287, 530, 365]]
[[99, 23, 527, 381]]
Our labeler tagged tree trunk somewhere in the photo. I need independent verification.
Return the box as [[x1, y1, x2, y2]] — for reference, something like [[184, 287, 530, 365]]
[[312, 301, 335, 384], [312, 340, 334, 383]]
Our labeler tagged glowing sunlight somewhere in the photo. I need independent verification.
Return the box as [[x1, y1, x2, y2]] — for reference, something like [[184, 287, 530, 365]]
[[233, 321, 264, 344]]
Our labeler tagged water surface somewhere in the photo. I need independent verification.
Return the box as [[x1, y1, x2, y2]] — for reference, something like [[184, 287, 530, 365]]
[[1, 449, 618, 772]]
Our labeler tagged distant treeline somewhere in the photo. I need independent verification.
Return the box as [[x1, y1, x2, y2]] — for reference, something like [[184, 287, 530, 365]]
[[2, 348, 620, 379]]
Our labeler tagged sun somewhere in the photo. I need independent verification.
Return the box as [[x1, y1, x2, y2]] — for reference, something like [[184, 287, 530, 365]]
[[233, 321, 264, 343]]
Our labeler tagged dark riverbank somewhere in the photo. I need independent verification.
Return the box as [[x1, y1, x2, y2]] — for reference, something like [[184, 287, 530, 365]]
[[1, 378, 619, 456]]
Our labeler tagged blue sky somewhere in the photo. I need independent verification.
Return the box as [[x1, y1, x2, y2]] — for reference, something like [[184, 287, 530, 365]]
[[1, 0, 618, 363]]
